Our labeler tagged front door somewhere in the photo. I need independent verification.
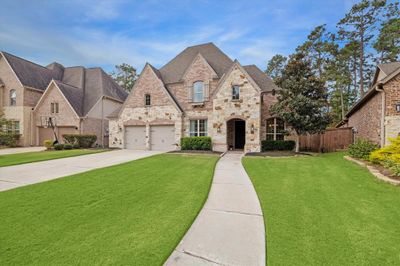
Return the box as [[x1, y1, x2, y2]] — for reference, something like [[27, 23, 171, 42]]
[[234, 120, 245, 149]]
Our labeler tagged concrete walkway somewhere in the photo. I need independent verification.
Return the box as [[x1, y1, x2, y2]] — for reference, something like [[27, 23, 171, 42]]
[[165, 152, 265, 266], [0, 150, 162, 192], [0, 146, 46, 155]]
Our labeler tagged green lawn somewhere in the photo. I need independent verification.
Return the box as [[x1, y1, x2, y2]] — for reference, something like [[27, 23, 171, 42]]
[[0, 149, 108, 167], [243, 153, 400, 266], [0, 154, 218, 265]]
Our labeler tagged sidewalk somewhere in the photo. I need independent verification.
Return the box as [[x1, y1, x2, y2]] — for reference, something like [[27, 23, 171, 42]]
[[165, 152, 265, 265], [0, 146, 46, 155]]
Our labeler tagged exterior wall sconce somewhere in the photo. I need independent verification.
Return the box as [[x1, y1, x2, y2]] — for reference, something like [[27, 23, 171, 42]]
[[217, 125, 221, 133], [396, 103, 400, 113], [251, 124, 255, 134]]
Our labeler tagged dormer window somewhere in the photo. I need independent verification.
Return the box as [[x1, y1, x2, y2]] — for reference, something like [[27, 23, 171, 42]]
[[145, 94, 151, 106], [193, 81, 204, 102], [10, 89, 16, 106], [232, 85, 240, 100]]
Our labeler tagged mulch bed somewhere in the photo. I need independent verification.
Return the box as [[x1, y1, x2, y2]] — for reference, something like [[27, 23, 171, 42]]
[[245, 151, 314, 157], [168, 150, 222, 155]]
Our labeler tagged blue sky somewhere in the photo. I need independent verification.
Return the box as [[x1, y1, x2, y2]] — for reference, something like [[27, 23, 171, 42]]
[[1, 0, 360, 73]]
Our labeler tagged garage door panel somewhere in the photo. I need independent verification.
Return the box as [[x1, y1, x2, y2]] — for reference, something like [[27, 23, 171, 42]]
[[150, 125, 175, 151], [38, 127, 54, 146], [125, 126, 146, 150]]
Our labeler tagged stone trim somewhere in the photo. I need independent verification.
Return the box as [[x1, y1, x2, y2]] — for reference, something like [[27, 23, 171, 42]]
[[123, 119, 146, 126], [225, 115, 246, 121], [344, 155, 400, 186], [149, 119, 175, 125]]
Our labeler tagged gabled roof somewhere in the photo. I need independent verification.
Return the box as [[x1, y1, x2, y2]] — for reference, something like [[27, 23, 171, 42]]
[[159, 42, 233, 84], [243, 65, 280, 92], [53, 80, 84, 117], [1, 51, 62, 90], [378, 62, 400, 76]]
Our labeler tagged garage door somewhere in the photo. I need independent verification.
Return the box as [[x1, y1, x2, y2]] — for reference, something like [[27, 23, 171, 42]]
[[58, 127, 77, 143], [125, 126, 146, 150], [38, 127, 54, 146], [150, 125, 175, 151]]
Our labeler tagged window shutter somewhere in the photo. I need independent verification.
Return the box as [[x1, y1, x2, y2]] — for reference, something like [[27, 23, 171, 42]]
[[204, 80, 209, 101], [187, 83, 193, 102]]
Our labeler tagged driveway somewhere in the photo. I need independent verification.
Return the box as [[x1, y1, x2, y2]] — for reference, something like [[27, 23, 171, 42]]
[[165, 152, 265, 266], [0, 146, 46, 155], [0, 149, 163, 192]]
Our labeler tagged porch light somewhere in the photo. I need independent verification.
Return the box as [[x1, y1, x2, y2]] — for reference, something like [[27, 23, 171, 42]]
[[251, 124, 255, 134], [396, 103, 400, 113], [217, 125, 221, 133]]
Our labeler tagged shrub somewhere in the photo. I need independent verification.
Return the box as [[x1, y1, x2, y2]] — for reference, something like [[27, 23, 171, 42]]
[[54, 143, 64, 150], [0, 133, 20, 147], [63, 143, 73, 150], [181, 137, 212, 150], [348, 139, 379, 160], [72, 143, 80, 149], [369, 136, 400, 176], [261, 140, 296, 151], [62, 134, 97, 148], [43, 139, 53, 150]]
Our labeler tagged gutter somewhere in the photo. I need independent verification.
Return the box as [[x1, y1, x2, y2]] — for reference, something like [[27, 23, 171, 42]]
[[375, 83, 385, 147]]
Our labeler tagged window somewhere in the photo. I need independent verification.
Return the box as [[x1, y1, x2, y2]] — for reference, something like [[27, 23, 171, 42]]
[[51, 102, 59, 114], [232, 85, 240, 100], [189, 120, 207, 136], [193, 81, 204, 102], [6, 121, 20, 134], [10, 89, 16, 106], [145, 94, 151, 106], [266, 118, 285, 141]]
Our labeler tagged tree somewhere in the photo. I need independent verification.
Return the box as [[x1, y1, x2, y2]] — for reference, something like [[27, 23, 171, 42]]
[[373, 2, 400, 62], [265, 54, 287, 81], [110, 63, 138, 92], [337, 0, 386, 97], [270, 53, 332, 152]]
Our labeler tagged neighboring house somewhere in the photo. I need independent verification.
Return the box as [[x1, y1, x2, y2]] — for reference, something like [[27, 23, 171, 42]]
[[109, 42, 288, 152], [338, 62, 400, 146], [0, 51, 127, 146]]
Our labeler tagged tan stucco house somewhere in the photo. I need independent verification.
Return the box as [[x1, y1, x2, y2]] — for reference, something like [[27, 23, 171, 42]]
[[0, 51, 127, 147], [109, 43, 288, 152], [338, 62, 400, 146]]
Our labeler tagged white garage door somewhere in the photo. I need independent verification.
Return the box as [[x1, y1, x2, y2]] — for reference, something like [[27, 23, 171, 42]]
[[125, 126, 146, 150], [150, 125, 175, 151]]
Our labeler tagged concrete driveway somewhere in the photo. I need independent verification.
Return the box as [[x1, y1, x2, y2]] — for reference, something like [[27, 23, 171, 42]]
[[0, 149, 163, 192], [0, 146, 46, 155]]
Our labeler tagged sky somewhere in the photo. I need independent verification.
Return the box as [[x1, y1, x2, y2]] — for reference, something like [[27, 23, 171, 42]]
[[0, 0, 361, 73]]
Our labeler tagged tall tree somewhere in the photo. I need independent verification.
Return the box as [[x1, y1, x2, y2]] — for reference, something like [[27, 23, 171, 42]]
[[270, 53, 332, 152], [373, 2, 400, 62], [265, 54, 287, 81], [337, 0, 386, 97], [110, 63, 138, 92]]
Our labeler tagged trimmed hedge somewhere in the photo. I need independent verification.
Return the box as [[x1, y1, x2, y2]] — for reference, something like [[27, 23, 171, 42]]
[[181, 137, 212, 150], [63, 143, 73, 150], [0, 133, 20, 147], [54, 143, 64, 150], [62, 134, 97, 148], [262, 140, 296, 151]]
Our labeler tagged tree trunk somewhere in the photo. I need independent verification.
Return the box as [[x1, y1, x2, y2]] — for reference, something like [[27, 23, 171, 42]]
[[340, 87, 345, 120], [295, 133, 300, 153], [359, 28, 365, 97]]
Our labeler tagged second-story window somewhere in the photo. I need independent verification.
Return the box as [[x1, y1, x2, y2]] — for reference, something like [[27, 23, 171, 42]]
[[51, 102, 59, 114], [145, 94, 151, 106], [232, 85, 240, 100], [193, 81, 204, 102], [10, 89, 16, 106]]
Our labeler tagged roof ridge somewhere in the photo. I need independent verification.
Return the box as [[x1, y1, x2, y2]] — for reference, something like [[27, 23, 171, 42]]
[[53, 79, 82, 90], [2, 51, 52, 71]]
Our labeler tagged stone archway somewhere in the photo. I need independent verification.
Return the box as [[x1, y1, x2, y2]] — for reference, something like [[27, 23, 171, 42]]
[[227, 118, 246, 150]]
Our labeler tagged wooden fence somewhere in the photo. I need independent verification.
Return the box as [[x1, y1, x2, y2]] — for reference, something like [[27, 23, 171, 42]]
[[299, 127, 353, 152]]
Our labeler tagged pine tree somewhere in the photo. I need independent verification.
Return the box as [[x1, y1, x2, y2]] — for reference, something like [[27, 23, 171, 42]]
[[110, 63, 138, 92], [265, 54, 287, 81], [270, 53, 332, 152]]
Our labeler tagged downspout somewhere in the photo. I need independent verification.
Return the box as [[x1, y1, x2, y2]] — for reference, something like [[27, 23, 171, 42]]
[[30, 107, 34, 146], [376, 84, 385, 147], [101, 96, 104, 147]]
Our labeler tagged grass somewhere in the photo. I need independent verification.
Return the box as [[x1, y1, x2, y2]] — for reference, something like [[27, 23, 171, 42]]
[[243, 152, 400, 266], [0, 154, 218, 265], [0, 149, 108, 167]]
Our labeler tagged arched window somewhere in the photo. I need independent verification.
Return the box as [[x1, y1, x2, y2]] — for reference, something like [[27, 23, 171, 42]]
[[266, 118, 285, 140], [193, 81, 204, 102], [9, 89, 16, 106]]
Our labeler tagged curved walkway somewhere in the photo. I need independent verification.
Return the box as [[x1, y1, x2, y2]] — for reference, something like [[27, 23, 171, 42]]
[[165, 152, 265, 266], [0, 150, 162, 192]]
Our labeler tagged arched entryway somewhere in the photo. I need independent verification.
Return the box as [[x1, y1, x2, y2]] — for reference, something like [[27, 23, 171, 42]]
[[227, 118, 246, 150]]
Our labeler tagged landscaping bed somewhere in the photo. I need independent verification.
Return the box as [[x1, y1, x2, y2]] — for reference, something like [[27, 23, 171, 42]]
[[0, 154, 219, 265], [169, 150, 222, 155], [246, 151, 313, 157]]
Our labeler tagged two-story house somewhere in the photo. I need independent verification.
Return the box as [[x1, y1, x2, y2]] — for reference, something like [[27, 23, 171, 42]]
[[0, 51, 127, 146], [109, 43, 287, 152]]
